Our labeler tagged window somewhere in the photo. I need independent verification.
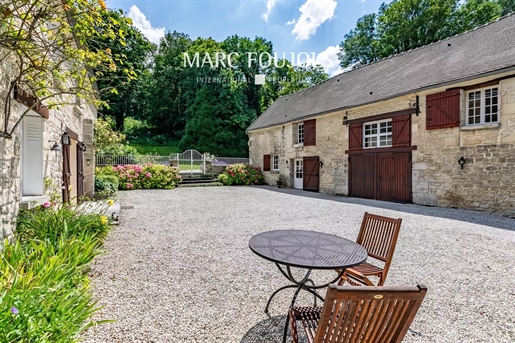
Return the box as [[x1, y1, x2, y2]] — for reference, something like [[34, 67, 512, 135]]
[[297, 123, 304, 144], [272, 155, 279, 170], [466, 87, 499, 125], [363, 119, 392, 148]]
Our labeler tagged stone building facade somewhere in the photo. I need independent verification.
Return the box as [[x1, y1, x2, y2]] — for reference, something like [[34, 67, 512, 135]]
[[0, 55, 96, 238], [248, 14, 515, 217]]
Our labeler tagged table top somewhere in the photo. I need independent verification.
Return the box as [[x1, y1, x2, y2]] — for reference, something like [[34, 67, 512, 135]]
[[249, 230, 367, 270]]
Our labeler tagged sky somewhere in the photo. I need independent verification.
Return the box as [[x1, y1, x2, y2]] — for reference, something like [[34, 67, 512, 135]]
[[105, 0, 385, 76]]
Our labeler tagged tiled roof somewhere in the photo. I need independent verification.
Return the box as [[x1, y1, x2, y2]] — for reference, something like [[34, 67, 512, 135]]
[[248, 14, 515, 131]]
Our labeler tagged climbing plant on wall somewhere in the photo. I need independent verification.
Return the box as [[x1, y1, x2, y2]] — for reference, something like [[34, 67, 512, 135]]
[[0, 0, 133, 138]]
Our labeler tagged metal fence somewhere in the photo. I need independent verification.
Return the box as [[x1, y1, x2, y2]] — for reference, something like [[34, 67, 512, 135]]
[[96, 154, 169, 166], [211, 157, 249, 166], [96, 153, 250, 172]]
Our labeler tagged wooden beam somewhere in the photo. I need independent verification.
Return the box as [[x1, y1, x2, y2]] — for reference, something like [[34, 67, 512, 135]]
[[345, 108, 416, 125]]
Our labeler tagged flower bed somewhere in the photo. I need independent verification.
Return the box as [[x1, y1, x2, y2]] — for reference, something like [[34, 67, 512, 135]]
[[218, 164, 265, 186], [96, 164, 182, 190]]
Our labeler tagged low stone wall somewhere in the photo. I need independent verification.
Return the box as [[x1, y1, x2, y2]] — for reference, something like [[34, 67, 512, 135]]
[[205, 163, 226, 176]]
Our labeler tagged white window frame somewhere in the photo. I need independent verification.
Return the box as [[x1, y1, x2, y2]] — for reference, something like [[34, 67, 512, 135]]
[[293, 122, 304, 147], [465, 86, 499, 126], [363, 119, 392, 149], [272, 155, 279, 171]]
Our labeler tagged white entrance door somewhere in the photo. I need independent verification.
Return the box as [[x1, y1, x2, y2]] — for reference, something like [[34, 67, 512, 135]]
[[294, 159, 303, 189]]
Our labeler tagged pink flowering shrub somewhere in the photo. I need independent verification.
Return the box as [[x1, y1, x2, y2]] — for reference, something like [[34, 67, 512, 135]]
[[218, 164, 265, 186], [96, 164, 182, 190]]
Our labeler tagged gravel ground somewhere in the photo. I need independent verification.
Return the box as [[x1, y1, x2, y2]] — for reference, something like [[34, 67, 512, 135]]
[[81, 186, 515, 343]]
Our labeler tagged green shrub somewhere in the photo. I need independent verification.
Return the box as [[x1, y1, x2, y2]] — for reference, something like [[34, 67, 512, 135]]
[[96, 164, 182, 190], [16, 205, 111, 247], [0, 206, 113, 341], [95, 175, 119, 194], [218, 164, 265, 186]]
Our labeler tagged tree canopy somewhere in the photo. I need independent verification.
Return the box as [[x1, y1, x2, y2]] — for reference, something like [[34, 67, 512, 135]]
[[109, 33, 329, 156], [0, 0, 131, 137], [339, 0, 515, 68], [90, 9, 155, 131]]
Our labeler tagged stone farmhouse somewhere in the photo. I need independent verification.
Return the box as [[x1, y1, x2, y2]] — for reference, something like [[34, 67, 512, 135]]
[[248, 14, 515, 217], [0, 65, 96, 238]]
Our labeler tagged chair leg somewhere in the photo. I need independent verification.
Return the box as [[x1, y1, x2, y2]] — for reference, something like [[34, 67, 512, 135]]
[[289, 309, 299, 343]]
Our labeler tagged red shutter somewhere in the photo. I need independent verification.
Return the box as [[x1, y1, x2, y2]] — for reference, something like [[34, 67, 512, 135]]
[[392, 114, 411, 147], [426, 90, 460, 130], [349, 123, 363, 150], [303, 119, 316, 146], [263, 154, 271, 171]]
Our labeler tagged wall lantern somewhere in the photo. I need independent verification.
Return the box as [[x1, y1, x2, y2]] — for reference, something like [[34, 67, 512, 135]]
[[342, 111, 349, 126], [319, 161, 324, 168], [50, 142, 62, 151], [458, 156, 466, 169], [61, 132, 71, 145], [86, 159, 91, 166]]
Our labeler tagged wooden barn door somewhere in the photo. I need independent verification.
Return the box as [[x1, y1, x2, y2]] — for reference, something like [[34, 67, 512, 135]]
[[350, 152, 411, 203], [349, 154, 375, 199], [303, 156, 319, 192]]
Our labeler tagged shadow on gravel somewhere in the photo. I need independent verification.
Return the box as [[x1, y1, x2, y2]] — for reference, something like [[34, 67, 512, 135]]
[[240, 315, 308, 343], [254, 186, 515, 232]]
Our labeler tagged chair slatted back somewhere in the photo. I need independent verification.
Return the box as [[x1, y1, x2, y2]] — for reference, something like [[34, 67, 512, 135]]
[[314, 284, 427, 343], [356, 212, 402, 263]]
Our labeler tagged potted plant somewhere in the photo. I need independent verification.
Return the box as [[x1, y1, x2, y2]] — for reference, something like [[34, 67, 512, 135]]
[[276, 174, 287, 188]]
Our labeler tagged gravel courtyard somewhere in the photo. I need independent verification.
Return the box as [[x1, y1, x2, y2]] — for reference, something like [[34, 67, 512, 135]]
[[82, 186, 515, 343]]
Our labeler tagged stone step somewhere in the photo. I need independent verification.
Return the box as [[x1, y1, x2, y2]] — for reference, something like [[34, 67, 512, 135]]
[[180, 178, 218, 184]]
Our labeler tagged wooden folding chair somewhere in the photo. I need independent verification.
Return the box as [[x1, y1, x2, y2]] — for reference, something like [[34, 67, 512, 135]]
[[337, 212, 402, 286], [289, 284, 427, 343]]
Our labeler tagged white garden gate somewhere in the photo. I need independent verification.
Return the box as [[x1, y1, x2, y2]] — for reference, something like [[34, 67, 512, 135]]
[[171, 150, 205, 175]]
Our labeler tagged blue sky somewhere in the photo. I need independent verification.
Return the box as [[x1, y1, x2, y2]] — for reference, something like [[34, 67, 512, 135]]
[[105, 1, 384, 75]]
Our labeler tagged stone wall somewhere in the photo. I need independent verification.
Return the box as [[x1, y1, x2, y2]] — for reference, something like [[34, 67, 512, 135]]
[[249, 71, 515, 217], [0, 52, 97, 238]]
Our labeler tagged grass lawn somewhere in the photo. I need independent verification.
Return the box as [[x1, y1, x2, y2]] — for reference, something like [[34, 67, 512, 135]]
[[179, 163, 201, 171], [130, 144, 181, 155]]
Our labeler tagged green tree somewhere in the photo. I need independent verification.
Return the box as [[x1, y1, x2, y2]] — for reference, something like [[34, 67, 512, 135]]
[[0, 0, 130, 137], [452, 0, 501, 32], [179, 81, 253, 157], [377, 0, 458, 57], [93, 117, 137, 155], [221, 35, 274, 117], [91, 9, 155, 131], [498, 0, 515, 15], [338, 14, 381, 68], [339, 0, 511, 69], [277, 64, 328, 96], [146, 31, 192, 139]]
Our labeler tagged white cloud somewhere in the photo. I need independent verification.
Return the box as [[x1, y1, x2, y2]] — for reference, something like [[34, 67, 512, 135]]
[[127, 5, 165, 44], [286, 19, 296, 26], [262, 0, 278, 22], [292, 0, 337, 41], [304, 45, 343, 76]]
